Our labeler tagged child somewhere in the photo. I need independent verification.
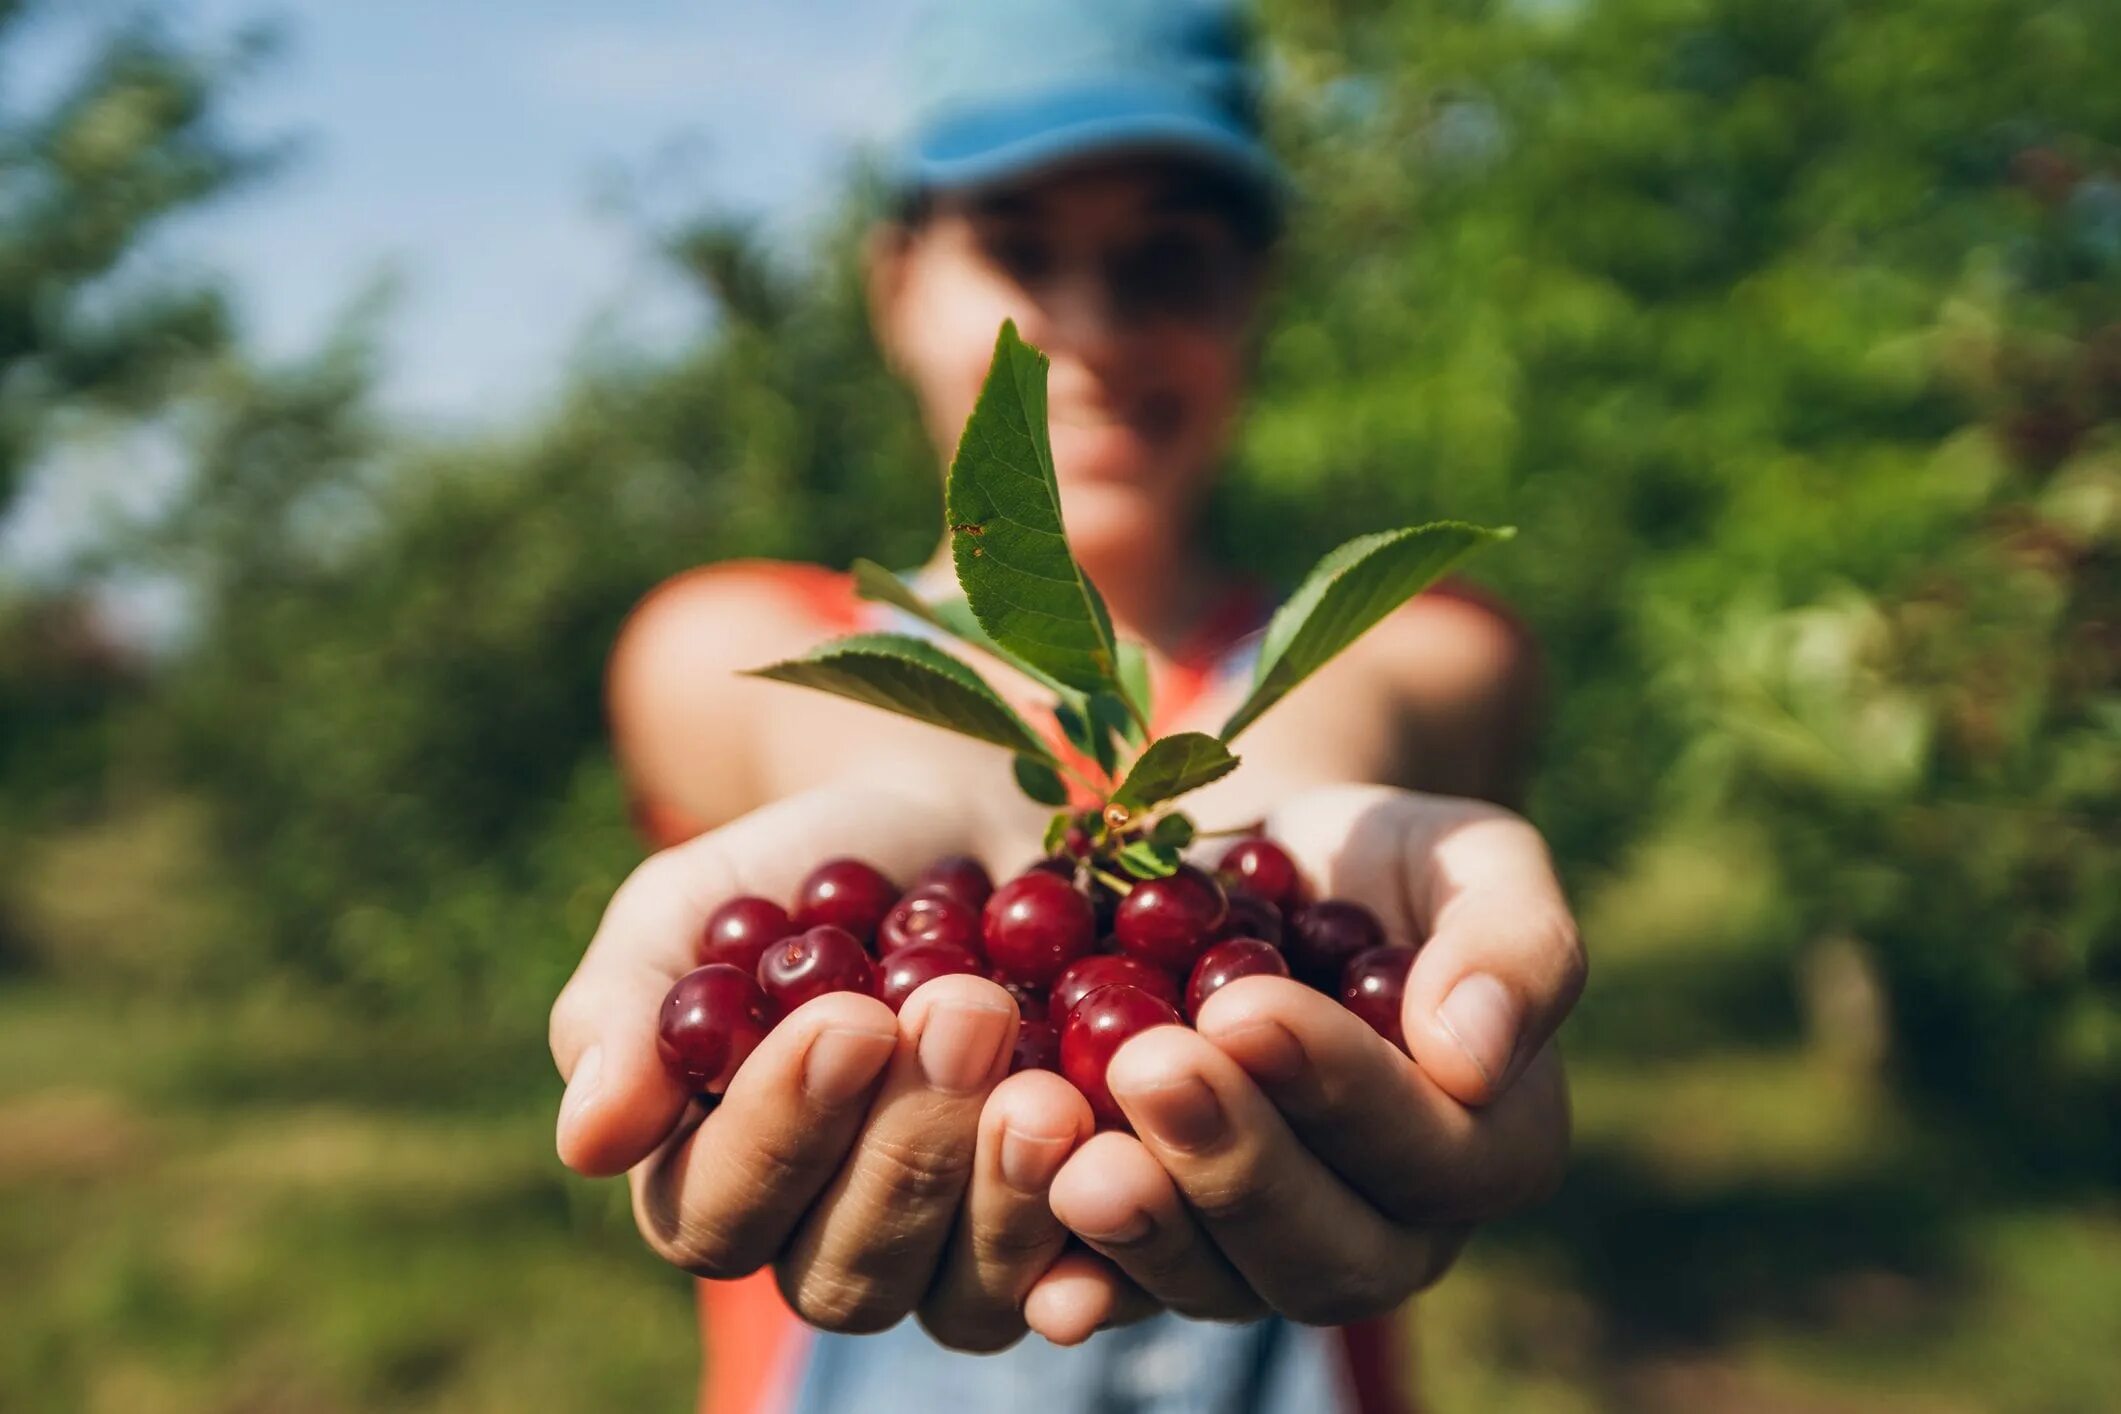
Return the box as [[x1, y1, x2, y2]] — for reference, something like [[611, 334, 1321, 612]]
[[551, 3, 1584, 1410]]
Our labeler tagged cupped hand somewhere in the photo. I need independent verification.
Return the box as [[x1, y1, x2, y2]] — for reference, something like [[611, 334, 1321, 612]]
[[1027, 783, 1585, 1339], [548, 783, 1093, 1352]]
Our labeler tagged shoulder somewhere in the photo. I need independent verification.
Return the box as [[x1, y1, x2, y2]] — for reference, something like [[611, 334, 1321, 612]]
[[1341, 578, 1541, 803], [606, 560, 862, 840], [609, 561, 858, 694]]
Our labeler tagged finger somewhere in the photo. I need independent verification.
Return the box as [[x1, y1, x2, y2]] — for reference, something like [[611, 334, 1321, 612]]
[[1047, 1132, 1266, 1323], [1021, 1248, 1160, 1347], [1264, 785, 1585, 1105], [551, 783, 973, 1175], [916, 1069, 1093, 1352], [1398, 806, 1584, 1104], [1106, 1025, 1461, 1326], [628, 989, 900, 1276], [775, 974, 1017, 1334], [1196, 975, 1571, 1223]]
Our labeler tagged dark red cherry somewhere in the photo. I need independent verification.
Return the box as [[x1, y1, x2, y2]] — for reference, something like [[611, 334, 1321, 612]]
[[790, 857, 899, 942], [1059, 983, 1183, 1129], [1026, 855, 1077, 880], [1217, 838, 1306, 910], [757, 925, 879, 1012], [1212, 892, 1285, 949], [657, 964, 775, 1094], [699, 895, 795, 973], [878, 943, 982, 1012], [878, 888, 983, 958], [1112, 864, 1226, 972], [913, 854, 994, 912], [1051, 954, 1182, 1024], [1287, 898, 1386, 990], [983, 870, 1097, 986], [1341, 946, 1416, 1049], [1010, 1018, 1060, 1073], [1185, 938, 1291, 1021]]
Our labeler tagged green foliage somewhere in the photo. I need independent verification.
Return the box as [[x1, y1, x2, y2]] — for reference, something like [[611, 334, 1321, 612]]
[[1110, 732, 1241, 812], [1221, 523, 1511, 739], [746, 631, 1058, 761], [945, 322, 1123, 695]]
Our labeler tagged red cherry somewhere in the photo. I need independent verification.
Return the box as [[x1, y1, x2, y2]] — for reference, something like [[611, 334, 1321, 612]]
[[657, 964, 774, 1094], [983, 871, 1097, 986], [1185, 938, 1291, 1021], [757, 925, 879, 1012], [1059, 983, 1183, 1129], [1051, 954, 1182, 1024], [790, 857, 899, 942], [1026, 855, 1076, 880], [1341, 946, 1416, 1049], [1212, 892, 1285, 949], [1287, 898, 1386, 990], [878, 888, 983, 958], [1112, 864, 1226, 972], [913, 854, 995, 911], [699, 895, 794, 972], [1010, 1018, 1060, 1073], [1217, 838, 1306, 910], [878, 943, 982, 1012]]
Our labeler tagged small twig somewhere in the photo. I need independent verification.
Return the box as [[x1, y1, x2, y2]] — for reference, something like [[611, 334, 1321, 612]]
[[1090, 867, 1136, 896]]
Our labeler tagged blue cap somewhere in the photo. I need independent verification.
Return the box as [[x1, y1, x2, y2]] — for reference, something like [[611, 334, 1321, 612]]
[[895, 0, 1281, 202]]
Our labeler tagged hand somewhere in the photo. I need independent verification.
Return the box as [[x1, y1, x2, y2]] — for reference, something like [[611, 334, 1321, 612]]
[[1025, 784, 1585, 1339], [548, 783, 1093, 1352]]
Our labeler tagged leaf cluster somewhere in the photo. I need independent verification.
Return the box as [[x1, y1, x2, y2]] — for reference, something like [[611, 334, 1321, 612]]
[[749, 322, 1509, 872]]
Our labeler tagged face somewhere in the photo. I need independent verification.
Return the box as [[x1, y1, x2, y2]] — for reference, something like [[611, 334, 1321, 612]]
[[870, 156, 1268, 556]]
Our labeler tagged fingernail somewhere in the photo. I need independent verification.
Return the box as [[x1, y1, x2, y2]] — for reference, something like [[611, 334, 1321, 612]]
[[560, 1045, 603, 1124], [1437, 973, 1520, 1088], [1123, 1076, 1225, 1151], [1000, 1125, 1073, 1194], [803, 1026, 899, 1105], [1219, 1020, 1305, 1084], [918, 1002, 1014, 1094], [1076, 1208, 1152, 1245]]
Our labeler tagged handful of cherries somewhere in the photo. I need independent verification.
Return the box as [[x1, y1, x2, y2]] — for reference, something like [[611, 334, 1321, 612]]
[[657, 835, 1417, 1130]]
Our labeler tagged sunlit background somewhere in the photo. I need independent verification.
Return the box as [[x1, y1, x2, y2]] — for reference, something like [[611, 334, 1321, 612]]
[[3, 1, 2116, 1410]]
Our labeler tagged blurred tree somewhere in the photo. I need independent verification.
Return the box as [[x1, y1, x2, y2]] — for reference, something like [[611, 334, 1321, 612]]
[[1239, 0, 2119, 1170], [0, 1, 269, 513]]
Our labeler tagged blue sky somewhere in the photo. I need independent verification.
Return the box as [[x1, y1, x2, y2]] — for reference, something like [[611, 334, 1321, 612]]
[[19, 0, 927, 424]]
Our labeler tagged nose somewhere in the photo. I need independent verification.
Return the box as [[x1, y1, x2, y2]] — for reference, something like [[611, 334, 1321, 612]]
[[1022, 262, 1130, 373]]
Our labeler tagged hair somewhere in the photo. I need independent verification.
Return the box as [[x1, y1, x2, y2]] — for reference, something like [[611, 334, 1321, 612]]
[[888, 158, 1283, 253]]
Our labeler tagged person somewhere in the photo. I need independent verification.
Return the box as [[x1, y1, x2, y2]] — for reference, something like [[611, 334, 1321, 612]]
[[548, 2, 1584, 1410]]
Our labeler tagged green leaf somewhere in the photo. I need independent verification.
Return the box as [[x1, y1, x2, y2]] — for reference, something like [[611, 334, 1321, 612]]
[[1013, 755, 1069, 806], [1111, 732, 1241, 811], [945, 322, 1122, 696], [1149, 812, 1196, 850], [1220, 523, 1514, 741], [1115, 839, 1182, 879], [1056, 698, 1119, 778], [849, 558, 954, 631], [747, 632, 1057, 763], [1042, 811, 1074, 857], [861, 559, 1088, 709], [1116, 641, 1153, 744]]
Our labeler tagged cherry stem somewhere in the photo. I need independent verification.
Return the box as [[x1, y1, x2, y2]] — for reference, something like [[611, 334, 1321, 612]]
[[1090, 866, 1136, 896], [1189, 820, 1267, 840]]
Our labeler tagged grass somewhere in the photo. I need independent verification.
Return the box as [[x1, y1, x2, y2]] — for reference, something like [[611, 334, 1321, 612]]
[[2, 902, 2115, 1411]]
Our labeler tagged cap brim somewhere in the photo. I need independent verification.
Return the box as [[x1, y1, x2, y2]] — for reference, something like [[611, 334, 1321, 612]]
[[904, 82, 1284, 201]]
